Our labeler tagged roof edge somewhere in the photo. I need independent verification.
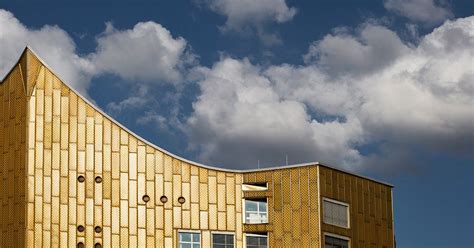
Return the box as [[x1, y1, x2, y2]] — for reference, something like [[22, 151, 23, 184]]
[[3, 46, 393, 187], [317, 162, 394, 187]]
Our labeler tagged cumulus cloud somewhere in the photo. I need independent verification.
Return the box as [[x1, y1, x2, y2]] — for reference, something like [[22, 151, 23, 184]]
[[304, 23, 410, 77], [0, 9, 95, 94], [201, 0, 296, 45], [2, 8, 472, 172], [384, 0, 453, 25], [207, 0, 296, 30], [0, 9, 194, 98], [92, 22, 195, 84], [187, 17, 474, 170], [186, 58, 364, 169]]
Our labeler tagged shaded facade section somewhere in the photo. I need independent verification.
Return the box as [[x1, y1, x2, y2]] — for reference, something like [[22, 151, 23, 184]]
[[0, 53, 29, 247], [319, 167, 395, 248]]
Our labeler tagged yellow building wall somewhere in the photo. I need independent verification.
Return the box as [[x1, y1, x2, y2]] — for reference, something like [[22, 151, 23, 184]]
[[319, 166, 395, 248], [1, 48, 395, 248], [22, 50, 244, 247], [0, 54, 29, 248], [243, 166, 321, 247]]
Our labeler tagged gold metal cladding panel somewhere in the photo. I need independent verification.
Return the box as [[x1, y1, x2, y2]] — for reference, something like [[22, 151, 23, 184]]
[[244, 167, 320, 248], [16, 51, 246, 247], [319, 166, 395, 248], [243, 190, 272, 199], [0, 63, 28, 247]]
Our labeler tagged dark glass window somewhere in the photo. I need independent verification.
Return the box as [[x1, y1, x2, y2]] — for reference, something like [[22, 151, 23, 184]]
[[246, 235, 267, 248], [213, 233, 234, 248], [325, 235, 349, 248]]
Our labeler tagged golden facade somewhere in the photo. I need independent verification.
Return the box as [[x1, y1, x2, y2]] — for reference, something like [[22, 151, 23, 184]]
[[0, 47, 395, 247]]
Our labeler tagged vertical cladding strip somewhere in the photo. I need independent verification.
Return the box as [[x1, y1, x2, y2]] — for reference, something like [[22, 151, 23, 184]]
[[0, 63, 28, 246], [59, 80, 69, 247], [309, 166, 320, 247], [235, 173, 243, 247], [69, 88, 79, 247], [20, 65, 28, 247], [0, 76, 3, 246], [43, 68, 52, 247], [129, 137, 137, 247], [155, 150, 164, 247], [51, 72, 61, 247], [103, 118, 111, 247], [26, 68, 36, 247], [391, 189, 395, 247], [316, 166, 321, 248], [94, 112, 103, 247]]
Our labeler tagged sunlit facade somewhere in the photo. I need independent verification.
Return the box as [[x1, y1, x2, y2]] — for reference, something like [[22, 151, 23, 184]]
[[0, 47, 395, 247]]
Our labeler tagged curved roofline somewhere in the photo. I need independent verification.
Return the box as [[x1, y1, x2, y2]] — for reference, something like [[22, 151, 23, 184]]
[[2, 46, 393, 187]]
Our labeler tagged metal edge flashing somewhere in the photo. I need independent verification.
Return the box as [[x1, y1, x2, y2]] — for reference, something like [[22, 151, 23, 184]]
[[2, 46, 394, 188]]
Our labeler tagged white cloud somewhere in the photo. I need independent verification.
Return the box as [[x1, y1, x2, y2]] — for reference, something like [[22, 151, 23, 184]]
[[384, 0, 453, 25], [202, 0, 296, 45], [304, 23, 410, 76], [1, 8, 472, 172], [137, 111, 169, 131], [92, 22, 195, 84], [0, 9, 94, 94], [187, 17, 474, 170], [187, 58, 364, 169], [207, 0, 296, 30], [106, 93, 149, 115], [0, 9, 194, 98]]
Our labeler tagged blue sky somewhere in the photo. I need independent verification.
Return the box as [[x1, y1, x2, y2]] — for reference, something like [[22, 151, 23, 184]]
[[1, 0, 473, 247]]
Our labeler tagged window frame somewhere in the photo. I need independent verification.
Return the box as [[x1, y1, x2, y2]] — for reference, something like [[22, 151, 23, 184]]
[[324, 232, 350, 248], [322, 197, 350, 229], [243, 199, 268, 224], [211, 231, 235, 248], [245, 233, 268, 248], [178, 230, 201, 248]]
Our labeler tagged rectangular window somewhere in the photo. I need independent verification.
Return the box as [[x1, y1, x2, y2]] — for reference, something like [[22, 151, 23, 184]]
[[244, 199, 268, 224], [323, 198, 349, 228], [213, 233, 234, 248], [179, 232, 201, 248], [325, 234, 349, 248], [246, 234, 267, 248]]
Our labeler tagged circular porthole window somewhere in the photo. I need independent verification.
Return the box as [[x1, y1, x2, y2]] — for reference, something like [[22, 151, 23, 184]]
[[95, 176, 102, 183], [94, 243, 102, 248], [77, 242, 85, 248], [77, 225, 85, 232], [94, 226, 102, 233], [77, 176, 85, 183], [178, 196, 186, 204], [142, 195, 150, 203], [160, 195, 168, 203]]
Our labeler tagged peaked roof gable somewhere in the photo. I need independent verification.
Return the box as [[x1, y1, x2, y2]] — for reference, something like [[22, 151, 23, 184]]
[[1, 47, 42, 97]]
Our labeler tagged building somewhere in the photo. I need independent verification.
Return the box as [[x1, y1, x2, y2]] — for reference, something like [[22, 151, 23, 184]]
[[0, 47, 395, 248]]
